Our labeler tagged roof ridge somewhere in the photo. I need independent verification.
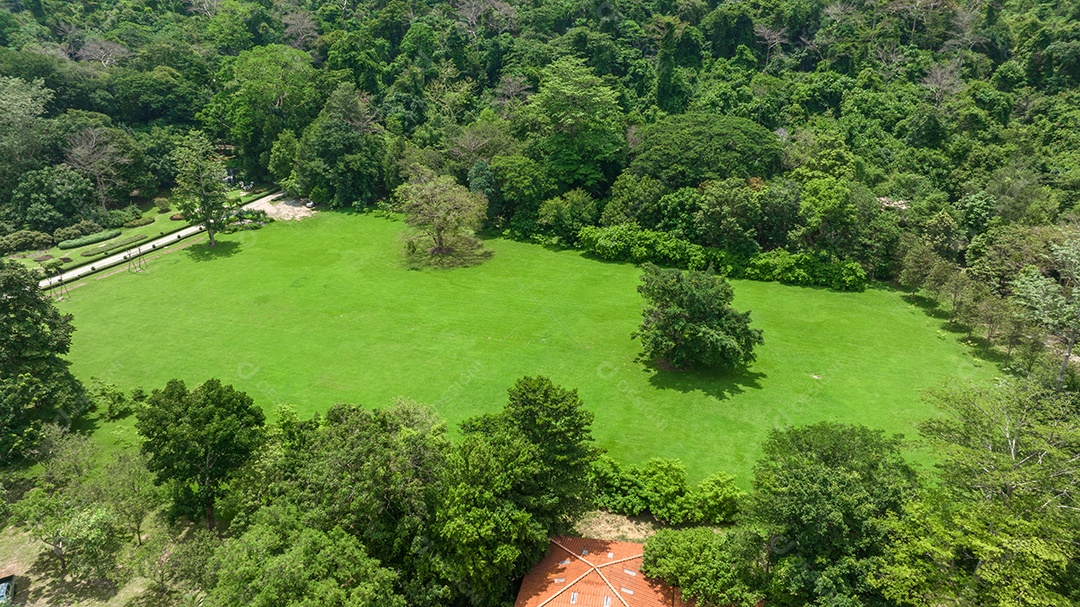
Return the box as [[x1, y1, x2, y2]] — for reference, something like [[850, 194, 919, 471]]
[[595, 555, 641, 568], [534, 569, 595, 607], [551, 538, 597, 569], [595, 566, 632, 607]]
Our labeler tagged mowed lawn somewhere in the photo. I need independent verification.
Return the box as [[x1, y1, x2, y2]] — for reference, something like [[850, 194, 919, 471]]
[[56, 212, 995, 483]]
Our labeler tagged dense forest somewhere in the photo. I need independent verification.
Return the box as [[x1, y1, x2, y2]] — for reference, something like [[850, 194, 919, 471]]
[[2, 0, 1080, 605]]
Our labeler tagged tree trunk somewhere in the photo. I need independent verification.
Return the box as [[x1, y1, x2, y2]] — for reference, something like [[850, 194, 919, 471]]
[[207, 498, 216, 533], [1057, 332, 1075, 390], [207, 225, 217, 248]]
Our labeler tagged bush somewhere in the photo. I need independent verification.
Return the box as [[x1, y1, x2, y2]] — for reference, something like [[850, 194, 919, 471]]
[[123, 216, 155, 228], [0, 230, 54, 254], [90, 377, 132, 421], [591, 457, 648, 516], [578, 224, 727, 271], [153, 197, 171, 213], [592, 457, 743, 525], [642, 528, 763, 607], [690, 473, 743, 525], [53, 220, 103, 242], [742, 249, 867, 291], [58, 229, 122, 250], [104, 205, 144, 228]]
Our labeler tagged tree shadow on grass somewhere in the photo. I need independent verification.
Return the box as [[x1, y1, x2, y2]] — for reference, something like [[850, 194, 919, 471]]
[[182, 240, 242, 262], [25, 552, 119, 606], [890, 286, 1008, 367], [645, 365, 767, 401]]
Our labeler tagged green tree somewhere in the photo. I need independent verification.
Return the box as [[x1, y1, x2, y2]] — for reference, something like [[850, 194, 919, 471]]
[[397, 170, 488, 261], [629, 114, 782, 189], [292, 83, 386, 208], [9, 164, 95, 234], [136, 378, 265, 531], [0, 260, 85, 460], [0, 76, 53, 207], [523, 56, 625, 191], [749, 423, 918, 607], [872, 381, 1080, 607], [642, 527, 764, 607], [201, 44, 320, 177], [634, 264, 763, 370], [1011, 232, 1080, 388], [537, 188, 598, 245], [102, 451, 161, 545], [170, 131, 233, 248], [207, 504, 405, 607]]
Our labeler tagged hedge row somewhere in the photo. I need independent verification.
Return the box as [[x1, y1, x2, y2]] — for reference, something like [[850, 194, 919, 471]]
[[81, 234, 148, 257], [122, 216, 155, 228], [576, 224, 868, 291], [58, 229, 121, 250], [590, 456, 743, 526]]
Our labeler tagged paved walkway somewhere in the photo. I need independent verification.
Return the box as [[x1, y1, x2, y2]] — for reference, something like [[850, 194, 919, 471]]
[[38, 192, 285, 290]]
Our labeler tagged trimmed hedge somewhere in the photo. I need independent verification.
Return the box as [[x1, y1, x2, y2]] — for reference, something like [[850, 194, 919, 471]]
[[58, 229, 121, 250], [122, 216, 155, 228], [80, 233, 148, 257]]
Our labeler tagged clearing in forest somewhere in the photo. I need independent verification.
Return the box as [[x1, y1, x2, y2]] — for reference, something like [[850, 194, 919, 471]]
[[56, 212, 994, 483]]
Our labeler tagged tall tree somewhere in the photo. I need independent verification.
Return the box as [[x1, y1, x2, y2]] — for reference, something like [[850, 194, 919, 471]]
[[634, 264, 763, 370], [750, 423, 919, 606], [170, 131, 232, 248], [0, 260, 86, 460], [1011, 232, 1080, 388], [873, 380, 1080, 607], [136, 378, 265, 531], [65, 127, 129, 223], [522, 56, 625, 191]]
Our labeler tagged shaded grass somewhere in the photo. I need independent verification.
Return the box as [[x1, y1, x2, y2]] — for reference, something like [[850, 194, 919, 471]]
[[56, 212, 996, 483]]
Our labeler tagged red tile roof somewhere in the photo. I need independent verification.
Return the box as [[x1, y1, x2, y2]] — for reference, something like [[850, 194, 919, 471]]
[[515, 537, 686, 607]]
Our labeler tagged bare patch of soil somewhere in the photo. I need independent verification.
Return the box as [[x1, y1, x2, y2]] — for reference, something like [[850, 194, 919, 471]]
[[248, 197, 316, 221], [574, 510, 659, 543]]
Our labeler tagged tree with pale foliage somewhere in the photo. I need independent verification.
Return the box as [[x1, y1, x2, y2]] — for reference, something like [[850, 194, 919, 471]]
[[397, 169, 488, 262], [1011, 232, 1080, 389], [170, 131, 233, 248]]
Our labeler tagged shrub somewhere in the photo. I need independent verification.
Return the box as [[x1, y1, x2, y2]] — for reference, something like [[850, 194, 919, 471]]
[[58, 229, 122, 250], [80, 234, 148, 257], [123, 216, 155, 228], [0, 230, 54, 254], [53, 220, 103, 242], [578, 224, 726, 271], [153, 197, 171, 213], [90, 377, 132, 421], [689, 473, 744, 525], [742, 249, 867, 291], [104, 205, 144, 228], [637, 458, 697, 524], [591, 456, 648, 516], [642, 528, 763, 607]]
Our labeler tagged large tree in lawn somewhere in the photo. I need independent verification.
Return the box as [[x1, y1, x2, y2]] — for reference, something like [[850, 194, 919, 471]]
[[171, 131, 232, 248], [136, 378, 265, 531], [0, 260, 87, 460], [397, 169, 487, 260], [634, 264, 763, 370]]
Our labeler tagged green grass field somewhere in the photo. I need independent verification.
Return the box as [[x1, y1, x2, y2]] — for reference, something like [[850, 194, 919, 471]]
[[56, 212, 996, 483]]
